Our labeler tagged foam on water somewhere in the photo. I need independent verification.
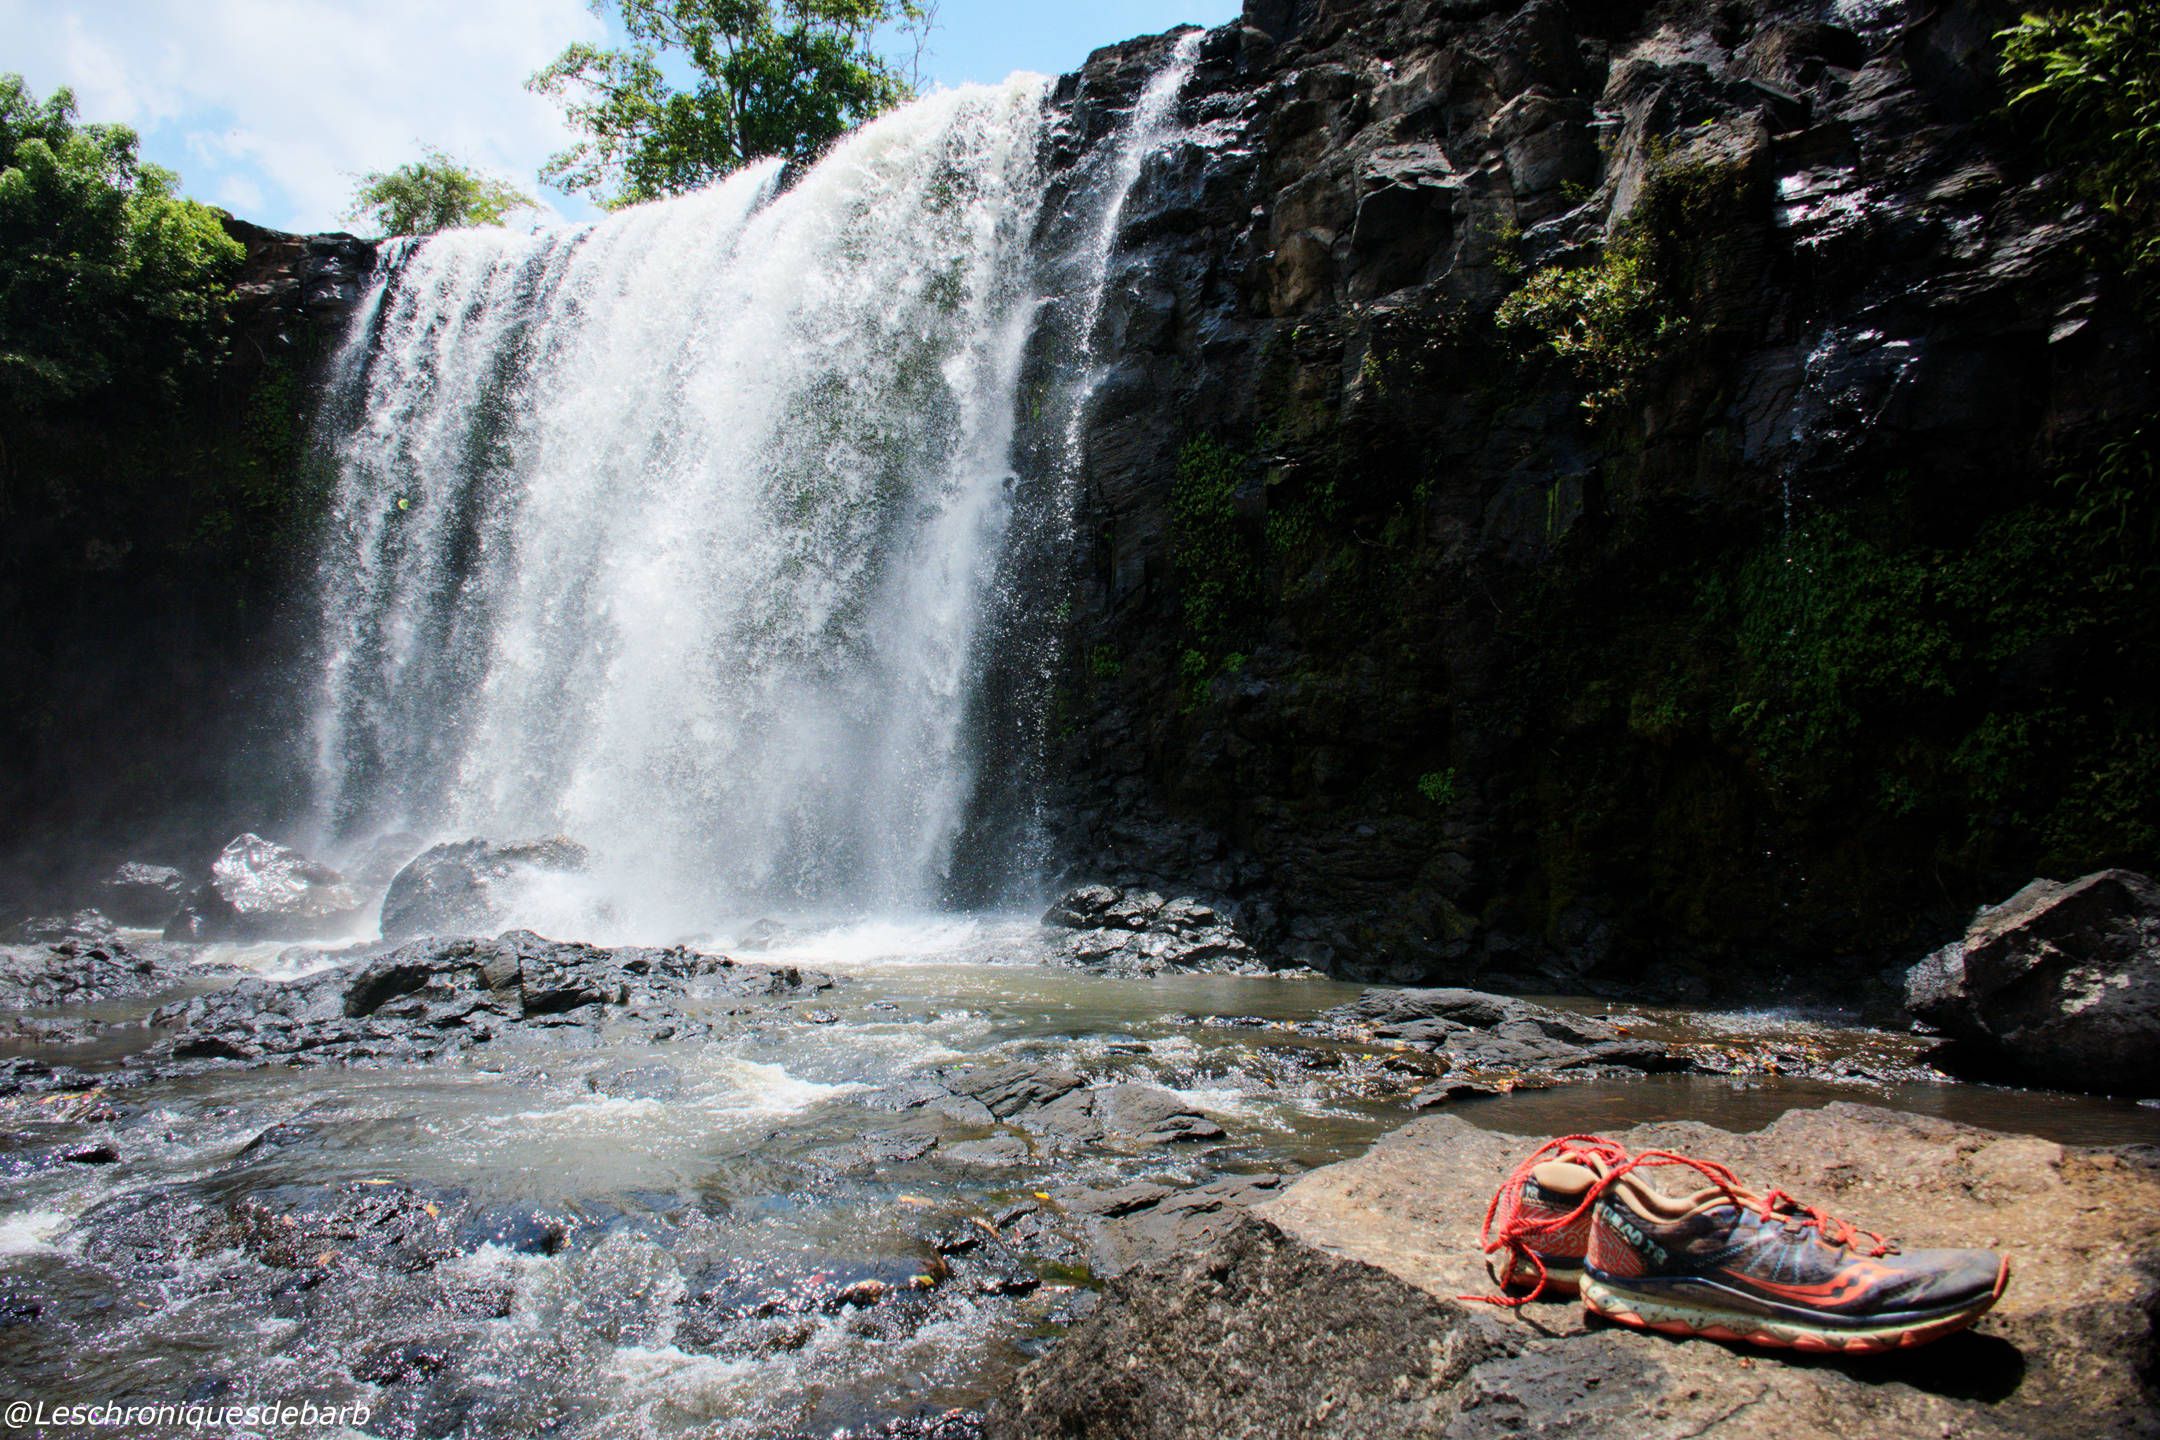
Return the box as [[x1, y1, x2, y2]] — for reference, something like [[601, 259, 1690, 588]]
[[197, 938, 353, 981], [731, 912, 1039, 968], [0, 1209, 70, 1255], [703, 1058, 862, 1115]]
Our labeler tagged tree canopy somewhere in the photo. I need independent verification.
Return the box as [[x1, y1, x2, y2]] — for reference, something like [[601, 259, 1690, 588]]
[[0, 74, 243, 414], [346, 149, 538, 237], [529, 0, 934, 208]]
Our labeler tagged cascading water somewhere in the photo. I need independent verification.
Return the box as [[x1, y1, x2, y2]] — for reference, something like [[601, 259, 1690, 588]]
[[309, 80, 1051, 938], [936, 31, 1202, 899], [1057, 29, 1203, 471]]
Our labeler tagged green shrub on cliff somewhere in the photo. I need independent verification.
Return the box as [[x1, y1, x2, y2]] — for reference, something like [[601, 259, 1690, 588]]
[[1704, 436, 2160, 863], [1496, 243, 1676, 417], [0, 74, 242, 413], [1496, 153, 1755, 416], [2001, 5, 2160, 294], [1170, 435, 1260, 653]]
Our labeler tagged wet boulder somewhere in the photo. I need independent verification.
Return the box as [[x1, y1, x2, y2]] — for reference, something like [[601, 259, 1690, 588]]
[[166, 834, 364, 942], [97, 864, 189, 927], [1019, 1082, 1226, 1150], [1906, 869, 2160, 1095], [1041, 884, 1288, 976], [379, 836, 590, 940], [345, 831, 427, 888], [939, 1060, 1087, 1118]]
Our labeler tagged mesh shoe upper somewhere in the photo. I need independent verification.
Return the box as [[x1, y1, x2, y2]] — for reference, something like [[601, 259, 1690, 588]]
[[1587, 1156, 2005, 1326]]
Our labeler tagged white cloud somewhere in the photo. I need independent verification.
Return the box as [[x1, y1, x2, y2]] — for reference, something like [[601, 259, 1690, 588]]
[[1, 0, 606, 231], [211, 169, 266, 215]]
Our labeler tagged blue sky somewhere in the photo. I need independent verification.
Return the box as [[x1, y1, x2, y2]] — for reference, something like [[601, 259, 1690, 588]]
[[1, 0, 1239, 233]]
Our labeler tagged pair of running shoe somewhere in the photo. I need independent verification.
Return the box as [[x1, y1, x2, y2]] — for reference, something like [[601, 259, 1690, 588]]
[[1474, 1134, 2011, 1353]]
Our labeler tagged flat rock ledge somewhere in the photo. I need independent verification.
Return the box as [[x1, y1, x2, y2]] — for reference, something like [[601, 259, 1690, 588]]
[[1318, 987, 1678, 1080], [141, 929, 835, 1071], [991, 1104, 2160, 1439]]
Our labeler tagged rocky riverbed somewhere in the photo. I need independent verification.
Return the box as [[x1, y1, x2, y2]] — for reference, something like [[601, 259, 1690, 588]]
[[2, 912, 2156, 1437], [999, 1105, 2160, 1438]]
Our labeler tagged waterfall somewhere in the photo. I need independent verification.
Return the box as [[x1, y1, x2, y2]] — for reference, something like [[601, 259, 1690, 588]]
[[1057, 30, 1202, 475], [941, 32, 1203, 902], [307, 43, 1203, 939], [309, 78, 1048, 937]]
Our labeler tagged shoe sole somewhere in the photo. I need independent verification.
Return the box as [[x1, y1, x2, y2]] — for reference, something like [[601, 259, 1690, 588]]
[[1580, 1258, 2009, 1354], [1500, 1255, 1582, 1298]]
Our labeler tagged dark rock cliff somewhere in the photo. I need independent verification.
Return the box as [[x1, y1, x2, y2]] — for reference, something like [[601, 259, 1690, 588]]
[[0, 219, 374, 905], [6, 1, 2154, 1002], [1030, 0, 2158, 993]]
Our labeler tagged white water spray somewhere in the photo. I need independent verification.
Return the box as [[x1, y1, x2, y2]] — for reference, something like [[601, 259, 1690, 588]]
[[308, 41, 1207, 940], [310, 80, 1049, 937]]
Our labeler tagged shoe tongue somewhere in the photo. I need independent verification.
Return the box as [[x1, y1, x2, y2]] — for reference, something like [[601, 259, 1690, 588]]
[[1649, 1176, 1760, 1220], [1529, 1159, 1597, 1196]]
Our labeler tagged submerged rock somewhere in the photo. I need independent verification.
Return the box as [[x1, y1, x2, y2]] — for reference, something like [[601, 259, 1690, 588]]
[[146, 929, 834, 1069], [97, 864, 189, 928], [379, 836, 591, 940], [166, 834, 364, 941], [996, 1105, 2160, 1438], [1320, 987, 1677, 1077], [1907, 869, 2160, 1095], [0, 936, 234, 1010]]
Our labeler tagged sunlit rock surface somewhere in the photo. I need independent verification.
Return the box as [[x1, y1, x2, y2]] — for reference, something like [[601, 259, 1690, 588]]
[[1908, 869, 2160, 1095], [997, 1106, 2160, 1437]]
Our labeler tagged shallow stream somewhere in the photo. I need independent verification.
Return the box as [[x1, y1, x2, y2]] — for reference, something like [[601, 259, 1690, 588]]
[[3, 917, 2153, 1437]]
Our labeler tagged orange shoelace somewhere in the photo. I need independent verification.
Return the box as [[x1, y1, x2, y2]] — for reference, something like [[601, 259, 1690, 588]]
[[1464, 1134, 1631, 1307], [1463, 1141, 1892, 1307]]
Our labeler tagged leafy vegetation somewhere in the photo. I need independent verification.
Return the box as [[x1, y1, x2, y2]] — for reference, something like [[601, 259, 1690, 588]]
[[346, 149, 536, 236], [1661, 423, 2160, 862], [1417, 768, 1459, 807], [2000, 5, 2160, 296], [1169, 435, 1261, 654], [1495, 153, 1752, 416], [0, 74, 243, 413], [530, 0, 935, 207], [1495, 242, 1676, 416]]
